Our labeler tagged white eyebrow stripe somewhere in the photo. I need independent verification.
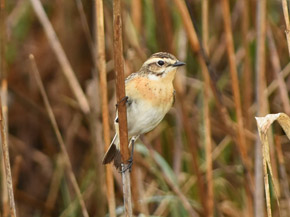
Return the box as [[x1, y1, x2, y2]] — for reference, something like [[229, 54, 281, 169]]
[[143, 58, 160, 65], [143, 57, 175, 66]]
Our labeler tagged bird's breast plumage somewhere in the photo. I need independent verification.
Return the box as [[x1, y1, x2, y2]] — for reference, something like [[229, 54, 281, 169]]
[[126, 76, 174, 107], [125, 76, 175, 136]]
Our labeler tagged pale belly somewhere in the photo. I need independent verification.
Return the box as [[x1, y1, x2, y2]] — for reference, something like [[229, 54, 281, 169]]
[[126, 99, 171, 137]]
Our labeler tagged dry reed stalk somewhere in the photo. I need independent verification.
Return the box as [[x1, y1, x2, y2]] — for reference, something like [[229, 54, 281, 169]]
[[172, 1, 209, 215], [202, 0, 213, 216], [281, 0, 290, 57], [202, 0, 208, 53], [267, 27, 290, 115], [154, 0, 174, 53], [130, 167, 141, 215], [255, 0, 267, 216], [176, 0, 255, 214], [0, 1, 8, 216], [177, 92, 207, 216], [173, 0, 253, 214], [29, 0, 90, 114], [29, 55, 89, 217], [241, 0, 253, 131], [221, 0, 251, 173], [239, 3, 255, 216], [95, 0, 116, 216], [0, 98, 16, 217], [0, 1, 16, 215], [173, 0, 236, 142], [173, 0, 199, 52], [1, 161, 9, 217], [220, 2, 254, 215], [76, 0, 96, 63], [113, 0, 132, 216], [255, 0, 268, 120], [131, 0, 142, 34]]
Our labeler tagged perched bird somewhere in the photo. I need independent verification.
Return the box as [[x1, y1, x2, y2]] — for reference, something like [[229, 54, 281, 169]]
[[102, 52, 185, 170]]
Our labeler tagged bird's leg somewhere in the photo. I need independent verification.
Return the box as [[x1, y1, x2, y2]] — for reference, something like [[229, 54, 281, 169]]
[[120, 135, 139, 173], [115, 96, 128, 108]]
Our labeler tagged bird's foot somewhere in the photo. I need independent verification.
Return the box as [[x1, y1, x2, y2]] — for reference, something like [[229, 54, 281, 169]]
[[119, 136, 137, 173], [119, 157, 133, 173]]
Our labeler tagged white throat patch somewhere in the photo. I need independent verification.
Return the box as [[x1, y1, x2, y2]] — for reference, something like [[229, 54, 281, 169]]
[[148, 73, 161, 80]]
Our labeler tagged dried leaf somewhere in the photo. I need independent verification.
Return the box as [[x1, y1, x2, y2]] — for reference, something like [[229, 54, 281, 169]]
[[255, 113, 289, 217]]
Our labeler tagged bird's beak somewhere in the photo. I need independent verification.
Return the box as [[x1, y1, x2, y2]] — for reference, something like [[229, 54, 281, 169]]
[[172, 61, 186, 67]]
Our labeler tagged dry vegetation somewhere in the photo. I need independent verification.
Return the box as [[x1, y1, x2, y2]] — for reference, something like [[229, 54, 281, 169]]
[[1, 0, 290, 216]]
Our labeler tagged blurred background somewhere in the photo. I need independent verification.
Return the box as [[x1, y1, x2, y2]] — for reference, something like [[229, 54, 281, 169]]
[[1, 0, 290, 216]]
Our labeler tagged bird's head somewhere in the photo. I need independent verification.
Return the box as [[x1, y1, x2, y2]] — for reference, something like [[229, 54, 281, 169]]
[[140, 52, 185, 81]]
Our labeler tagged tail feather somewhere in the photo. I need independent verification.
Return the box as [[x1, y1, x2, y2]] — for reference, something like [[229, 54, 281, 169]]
[[102, 134, 122, 169]]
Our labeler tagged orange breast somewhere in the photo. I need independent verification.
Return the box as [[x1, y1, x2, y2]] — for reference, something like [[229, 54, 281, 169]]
[[126, 76, 174, 108]]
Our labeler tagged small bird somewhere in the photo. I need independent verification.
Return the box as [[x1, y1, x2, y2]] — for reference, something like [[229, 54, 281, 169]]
[[102, 52, 185, 170]]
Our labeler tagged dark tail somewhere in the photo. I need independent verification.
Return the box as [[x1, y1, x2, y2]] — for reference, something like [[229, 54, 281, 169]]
[[102, 135, 121, 169]]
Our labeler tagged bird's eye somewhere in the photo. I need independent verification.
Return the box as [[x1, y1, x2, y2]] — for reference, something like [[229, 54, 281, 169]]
[[157, 60, 164, 66]]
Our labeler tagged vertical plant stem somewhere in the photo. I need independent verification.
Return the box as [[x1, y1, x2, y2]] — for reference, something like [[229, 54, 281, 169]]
[[220, 2, 254, 215], [95, 0, 116, 216], [131, 0, 142, 34], [29, 55, 89, 217], [173, 0, 200, 53], [154, 0, 174, 53], [29, 0, 90, 114], [202, 0, 213, 216], [255, 0, 267, 216], [76, 0, 97, 63], [202, 0, 208, 53], [0, 0, 8, 215], [241, 8, 255, 213], [256, 0, 268, 115], [0, 1, 15, 216], [221, 0, 251, 173], [113, 0, 132, 216], [0, 96, 16, 217], [281, 0, 290, 57], [177, 92, 207, 216], [267, 27, 290, 115], [173, 0, 236, 142], [241, 0, 253, 131], [130, 167, 141, 215]]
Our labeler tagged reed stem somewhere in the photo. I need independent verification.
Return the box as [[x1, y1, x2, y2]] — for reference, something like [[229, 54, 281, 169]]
[[95, 0, 116, 216], [113, 0, 132, 216]]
